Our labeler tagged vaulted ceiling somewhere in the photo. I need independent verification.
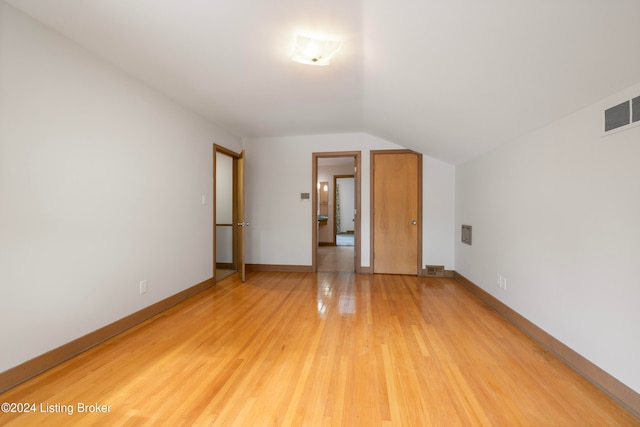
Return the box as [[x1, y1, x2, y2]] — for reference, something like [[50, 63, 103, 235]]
[[6, 0, 640, 164]]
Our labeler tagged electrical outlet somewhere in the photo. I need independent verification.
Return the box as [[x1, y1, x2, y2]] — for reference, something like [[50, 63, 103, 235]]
[[139, 280, 148, 294], [496, 274, 507, 291]]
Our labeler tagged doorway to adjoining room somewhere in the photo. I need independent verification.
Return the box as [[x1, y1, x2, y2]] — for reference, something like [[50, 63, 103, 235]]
[[213, 145, 246, 282], [314, 154, 360, 273]]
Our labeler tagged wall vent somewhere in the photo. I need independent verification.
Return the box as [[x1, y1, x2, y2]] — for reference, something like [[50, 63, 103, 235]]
[[425, 265, 445, 277], [604, 95, 640, 135], [461, 225, 472, 245], [604, 101, 630, 132]]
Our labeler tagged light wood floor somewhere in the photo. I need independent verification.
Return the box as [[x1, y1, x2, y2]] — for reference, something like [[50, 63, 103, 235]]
[[215, 268, 236, 282], [317, 246, 354, 272], [1, 272, 637, 426]]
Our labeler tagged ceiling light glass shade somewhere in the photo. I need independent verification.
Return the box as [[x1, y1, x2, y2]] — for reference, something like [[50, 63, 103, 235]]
[[291, 34, 340, 66]]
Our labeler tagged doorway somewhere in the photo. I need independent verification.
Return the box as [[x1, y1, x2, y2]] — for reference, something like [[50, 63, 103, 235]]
[[214, 145, 246, 282], [334, 175, 355, 246], [312, 152, 361, 273]]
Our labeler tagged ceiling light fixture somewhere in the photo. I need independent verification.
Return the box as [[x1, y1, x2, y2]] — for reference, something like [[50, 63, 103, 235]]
[[291, 34, 341, 66]]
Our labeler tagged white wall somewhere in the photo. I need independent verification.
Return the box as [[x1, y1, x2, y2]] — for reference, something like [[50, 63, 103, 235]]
[[215, 226, 234, 264], [0, 3, 241, 373], [336, 177, 355, 234], [424, 156, 455, 269], [215, 152, 234, 263], [455, 82, 640, 393], [243, 133, 455, 269], [215, 152, 234, 224]]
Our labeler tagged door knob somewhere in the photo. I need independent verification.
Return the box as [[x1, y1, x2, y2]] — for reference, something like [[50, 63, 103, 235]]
[[411, 220, 417, 225], [237, 222, 250, 227]]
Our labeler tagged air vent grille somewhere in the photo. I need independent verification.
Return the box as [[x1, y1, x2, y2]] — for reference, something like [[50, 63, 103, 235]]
[[425, 265, 445, 277], [604, 95, 640, 134], [604, 101, 630, 132]]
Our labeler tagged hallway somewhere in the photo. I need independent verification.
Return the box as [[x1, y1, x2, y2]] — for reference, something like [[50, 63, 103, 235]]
[[317, 245, 354, 272]]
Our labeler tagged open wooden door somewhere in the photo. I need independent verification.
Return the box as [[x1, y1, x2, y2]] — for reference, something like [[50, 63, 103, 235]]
[[214, 145, 246, 282], [236, 150, 247, 282]]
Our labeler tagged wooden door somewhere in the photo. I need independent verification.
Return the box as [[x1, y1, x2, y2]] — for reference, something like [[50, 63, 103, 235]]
[[214, 145, 246, 282], [372, 151, 421, 275], [236, 150, 246, 282]]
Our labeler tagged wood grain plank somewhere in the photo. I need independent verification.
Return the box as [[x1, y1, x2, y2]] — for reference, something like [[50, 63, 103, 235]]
[[0, 272, 637, 426]]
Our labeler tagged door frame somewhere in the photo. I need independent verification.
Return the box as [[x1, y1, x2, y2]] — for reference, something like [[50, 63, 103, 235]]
[[213, 144, 243, 281], [370, 149, 423, 275], [312, 151, 362, 273]]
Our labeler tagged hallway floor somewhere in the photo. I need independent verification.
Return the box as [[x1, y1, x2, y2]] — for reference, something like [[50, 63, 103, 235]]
[[317, 246, 354, 272]]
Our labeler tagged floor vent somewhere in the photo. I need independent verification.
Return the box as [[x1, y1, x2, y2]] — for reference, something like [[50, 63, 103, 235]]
[[425, 265, 445, 277]]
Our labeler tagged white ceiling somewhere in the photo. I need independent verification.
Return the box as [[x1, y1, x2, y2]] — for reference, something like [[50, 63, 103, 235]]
[[6, 0, 640, 164]]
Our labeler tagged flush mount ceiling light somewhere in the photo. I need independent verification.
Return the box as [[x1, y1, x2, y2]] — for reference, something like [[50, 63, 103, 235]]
[[291, 33, 341, 66]]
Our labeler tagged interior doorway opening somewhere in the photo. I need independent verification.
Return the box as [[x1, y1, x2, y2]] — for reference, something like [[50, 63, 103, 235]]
[[312, 152, 361, 273], [214, 145, 245, 282]]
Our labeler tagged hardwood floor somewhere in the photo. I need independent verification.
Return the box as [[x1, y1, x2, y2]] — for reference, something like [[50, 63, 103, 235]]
[[317, 246, 354, 272], [215, 268, 236, 282], [1, 272, 637, 426]]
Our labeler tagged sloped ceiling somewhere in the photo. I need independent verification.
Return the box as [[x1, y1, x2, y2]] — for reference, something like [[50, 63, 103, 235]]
[[6, 0, 640, 164]]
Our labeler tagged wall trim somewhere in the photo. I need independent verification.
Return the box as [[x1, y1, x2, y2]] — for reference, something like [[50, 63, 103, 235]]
[[245, 264, 374, 274], [245, 264, 372, 274], [0, 277, 215, 394], [245, 264, 314, 273], [454, 272, 640, 419]]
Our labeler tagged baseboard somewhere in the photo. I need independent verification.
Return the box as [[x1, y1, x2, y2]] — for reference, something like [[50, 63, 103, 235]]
[[245, 264, 369, 274], [216, 262, 234, 269], [0, 277, 215, 394], [453, 272, 640, 419], [245, 264, 314, 273], [246, 264, 372, 274]]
